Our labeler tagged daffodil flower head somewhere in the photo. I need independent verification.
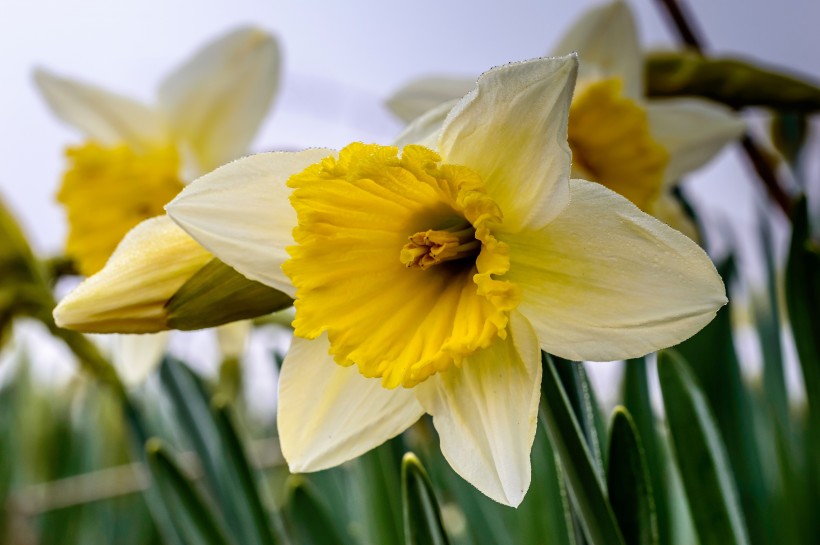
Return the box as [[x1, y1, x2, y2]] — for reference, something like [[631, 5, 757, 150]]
[[167, 54, 727, 507], [284, 143, 519, 388], [36, 26, 281, 276]]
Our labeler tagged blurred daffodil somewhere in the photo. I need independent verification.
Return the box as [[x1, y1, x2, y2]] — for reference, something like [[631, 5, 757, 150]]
[[166, 55, 726, 506], [387, 1, 745, 239], [36, 26, 281, 276], [40, 27, 281, 385]]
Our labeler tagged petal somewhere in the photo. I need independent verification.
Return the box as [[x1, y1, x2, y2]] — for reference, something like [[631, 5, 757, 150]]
[[278, 334, 424, 472], [158, 27, 281, 173], [393, 99, 459, 149], [647, 98, 746, 186], [166, 149, 335, 297], [415, 312, 541, 507], [503, 179, 727, 361], [386, 76, 475, 123], [34, 68, 167, 148], [111, 332, 169, 386], [54, 215, 212, 333], [550, 1, 642, 99], [438, 55, 577, 232]]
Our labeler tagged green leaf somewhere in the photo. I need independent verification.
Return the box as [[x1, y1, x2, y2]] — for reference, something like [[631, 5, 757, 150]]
[[622, 358, 671, 545], [211, 396, 282, 545], [785, 196, 820, 429], [351, 438, 405, 545], [674, 259, 770, 545], [402, 452, 451, 545], [159, 358, 271, 545], [553, 357, 607, 480], [607, 407, 659, 545], [658, 350, 750, 545], [645, 52, 820, 112], [283, 476, 346, 545], [518, 420, 577, 545], [166, 258, 293, 330], [145, 438, 234, 545], [540, 352, 626, 545]]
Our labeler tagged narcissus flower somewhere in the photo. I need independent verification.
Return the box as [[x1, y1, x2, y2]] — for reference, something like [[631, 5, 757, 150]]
[[167, 55, 726, 506], [387, 1, 745, 239], [36, 26, 281, 276]]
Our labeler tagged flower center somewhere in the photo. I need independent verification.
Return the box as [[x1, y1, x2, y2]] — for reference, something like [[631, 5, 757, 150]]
[[568, 78, 669, 212], [400, 221, 480, 270], [283, 143, 519, 388], [58, 141, 184, 276]]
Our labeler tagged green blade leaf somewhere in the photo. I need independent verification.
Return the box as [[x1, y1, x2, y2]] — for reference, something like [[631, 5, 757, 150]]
[[283, 476, 346, 545], [402, 452, 451, 545], [540, 352, 626, 545], [645, 52, 820, 112], [553, 357, 607, 480], [145, 438, 234, 545], [211, 396, 282, 545], [622, 358, 671, 545], [166, 258, 293, 331], [658, 350, 750, 545], [785, 197, 820, 431], [607, 407, 659, 545], [159, 358, 260, 545], [674, 259, 770, 544]]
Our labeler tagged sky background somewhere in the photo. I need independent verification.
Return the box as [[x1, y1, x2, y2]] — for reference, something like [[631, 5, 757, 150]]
[[1, 0, 817, 402]]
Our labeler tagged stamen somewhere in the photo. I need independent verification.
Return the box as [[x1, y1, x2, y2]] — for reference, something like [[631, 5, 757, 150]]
[[401, 223, 480, 270]]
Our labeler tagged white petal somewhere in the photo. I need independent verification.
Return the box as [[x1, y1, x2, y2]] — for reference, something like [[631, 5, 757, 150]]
[[278, 334, 424, 472], [393, 99, 458, 149], [647, 99, 746, 185], [438, 55, 577, 232], [112, 332, 169, 386], [34, 68, 167, 148], [54, 215, 212, 333], [386, 76, 475, 123], [166, 149, 334, 297], [551, 1, 642, 98], [503, 179, 727, 362], [158, 27, 281, 173], [415, 312, 541, 507]]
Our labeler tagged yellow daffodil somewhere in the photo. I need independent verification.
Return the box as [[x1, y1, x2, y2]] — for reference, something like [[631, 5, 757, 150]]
[[165, 54, 726, 506], [39, 27, 280, 384], [36, 26, 281, 276], [387, 1, 745, 239]]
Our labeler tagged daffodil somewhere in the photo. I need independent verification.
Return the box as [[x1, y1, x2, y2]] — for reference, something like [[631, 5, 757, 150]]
[[36, 26, 281, 276], [165, 54, 726, 506], [387, 1, 745, 239], [38, 27, 281, 384]]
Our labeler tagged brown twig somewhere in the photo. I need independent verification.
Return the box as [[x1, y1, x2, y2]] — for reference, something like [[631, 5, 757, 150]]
[[654, 0, 794, 219]]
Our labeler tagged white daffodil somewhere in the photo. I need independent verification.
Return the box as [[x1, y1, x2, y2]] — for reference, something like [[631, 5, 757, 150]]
[[37, 26, 280, 276], [167, 54, 726, 506], [387, 1, 745, 239], [39, 27, 280, 384]]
